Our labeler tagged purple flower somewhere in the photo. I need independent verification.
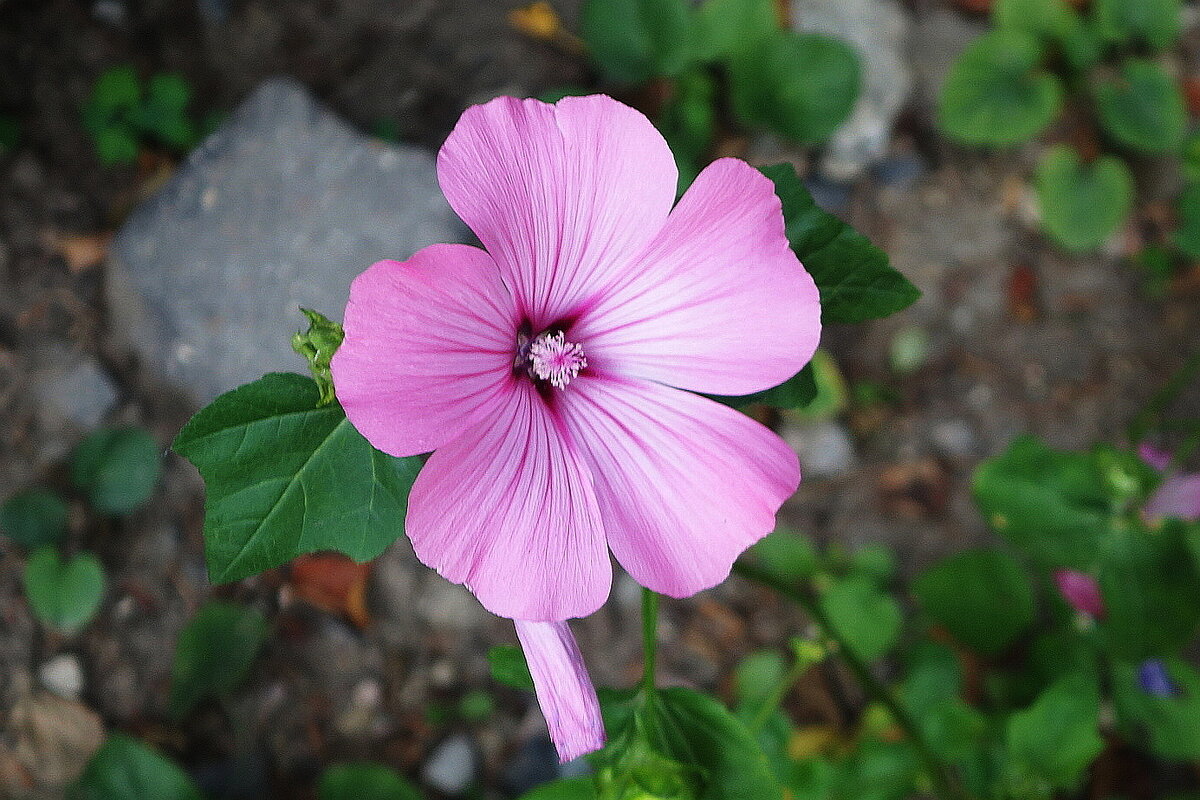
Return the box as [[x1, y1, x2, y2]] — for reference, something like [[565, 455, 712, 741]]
[[1137, 660, 1180, 698], [1054, 569, 1105, 619]]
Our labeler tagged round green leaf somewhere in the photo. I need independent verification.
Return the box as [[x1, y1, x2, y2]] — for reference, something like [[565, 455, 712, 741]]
[[1112, 659, 1200, 761], [938, 30, 1063, 146], [820, 577, 902, 662], [1, 488, 68, 548], [1095, 60, 1186, 154], [71, 734, 202, 800], [318, 763, 420, 800], [1005, 674, 1103, 790], [992, 0, 1074, 42], [24, 547, 106, 634], [169, 600, 268, 718], [1035, 145, 1133, 252], [580, 0, 697, 84], [729, 31, 860, 145], [72, 427, 162, 515], [912, 548, 1035, 656], [1094, 0, 1181, 51], [744, 527, 821, 583]]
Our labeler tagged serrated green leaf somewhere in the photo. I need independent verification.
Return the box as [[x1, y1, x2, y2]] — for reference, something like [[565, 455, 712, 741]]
[[488, 644, 534, 690], [820, 577, 901, 662], [1006, 673, 1102, 790], [938, 30, 1063, 146], [913, 548, 1035, 656], [1094, 0, 1181, 51], [169, 600, 267, 718], [973, 436, 1111, 567], [728, 31, 859, 145], [1035, 145, 1133, 251], [172, 373, 422, 583], [580, 0, 697, 84], [1, 488, 68, 548], [73, 426, 162, 515], [70, 735, 202, 800], [1095, 60, 1186, 154], [759, 163, 920, 323], [24, 547, 106, 634], [318, 762, 420, 800]]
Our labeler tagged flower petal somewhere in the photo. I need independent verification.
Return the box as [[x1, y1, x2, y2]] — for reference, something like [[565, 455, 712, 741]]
[[515, 620, 606, 762], [1146, 473, 1200, 522], [331, 244, 518, 458], [405, 381, 611, 620], [437, 94, 677, 329], [574, 158, 821, 396], [560, 375, 799, 598]]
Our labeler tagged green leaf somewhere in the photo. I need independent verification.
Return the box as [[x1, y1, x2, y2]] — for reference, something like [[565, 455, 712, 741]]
[[24, 547, 106, 634], [138, 73, 194, 150], [92, 125, 140, 166], [85, 66, 141, 124], [742, 527, 821, 584], [169, 600, 268, 718], [714, 363, 817, 410], [518, 778, 597, 800], [1098, 519, 1200, 660], [172, 373, 422, 583], [913, 548, 1035, 656], [660, 71, 717, 194], [72, 426, 162, 515], [973, 435, 1112, 567], [938, 30, 1063, 146], [1094, 0, 1181, 51], [1036, 145, 1128, 251], [1174, 184, 1200, 259], [728, 31, 860, 145], [318, 762, 420, 800], [580, 0, 696, 84], [733, 650, 787, 710], [488, 644, 534, 690], [992, 0, 1075, 42], [1, 488, 68, 548], [847, 543, 896, 584], [693, 0, 778, 61], [1183, 133, 1200, 183], [70, 734, 202, 800], [820, 577, 902, 662], [1112, 659, 1200, 761], [1095, 60, 1187, 154], [1006, 674, 1103, 790], [1060, 17, 1105, 72], [759, 163, 920, 323]]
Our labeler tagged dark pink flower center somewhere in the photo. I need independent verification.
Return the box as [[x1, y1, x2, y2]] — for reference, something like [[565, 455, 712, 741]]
[[523, 330, 587, 389]]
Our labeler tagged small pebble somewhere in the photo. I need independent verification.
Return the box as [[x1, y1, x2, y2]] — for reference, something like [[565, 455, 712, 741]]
[[422, 733, 477, 796], [38, 654, 84, 701]]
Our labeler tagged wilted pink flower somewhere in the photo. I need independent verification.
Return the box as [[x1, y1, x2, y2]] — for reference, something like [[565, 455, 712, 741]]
[[1138, 443, 1200, 522], [1054, 569, 1105, 619], [515, 620, 604, 760], [332, 94, 820, 759]]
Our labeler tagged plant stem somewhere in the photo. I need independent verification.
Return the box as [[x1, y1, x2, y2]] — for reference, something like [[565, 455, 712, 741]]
[[641, 588, 659, 694], [732, 561, 971, 800], [749, 653, 811, 734]]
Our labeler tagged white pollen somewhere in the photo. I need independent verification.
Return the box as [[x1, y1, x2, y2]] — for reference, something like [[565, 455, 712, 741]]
[[528, 331, 587, 389]]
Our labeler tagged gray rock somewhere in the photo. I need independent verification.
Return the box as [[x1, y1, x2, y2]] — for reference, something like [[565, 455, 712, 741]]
[[107, 77, 468, 405], [783, 419, 857, 479], [31, 347, 119, 431], [422, 733, 477, 796], [37, 654, 84, 701], [792, 0, 913, 181]]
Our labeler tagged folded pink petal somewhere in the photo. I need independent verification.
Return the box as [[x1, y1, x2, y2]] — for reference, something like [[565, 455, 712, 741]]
[[437, 95, 677, 330], [1146, 473, 1200, 522], [574, 158, 821, 396], [515, 620, 605, 762], [405, 381, 611, 621], [559, 375, 799, 598], [1054, 569, 1105, 619], [331, 245, 518, 457]]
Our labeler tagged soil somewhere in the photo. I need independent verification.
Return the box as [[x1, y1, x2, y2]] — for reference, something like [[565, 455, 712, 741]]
[[1, 0, 1198, 798]]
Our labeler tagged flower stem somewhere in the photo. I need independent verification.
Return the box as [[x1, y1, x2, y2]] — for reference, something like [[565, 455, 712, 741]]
[[732, 561, 971, 800], [641, 588, 659, 694]]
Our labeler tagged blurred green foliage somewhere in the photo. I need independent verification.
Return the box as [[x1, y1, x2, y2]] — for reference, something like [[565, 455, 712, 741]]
[[82, 66, 199, 165]]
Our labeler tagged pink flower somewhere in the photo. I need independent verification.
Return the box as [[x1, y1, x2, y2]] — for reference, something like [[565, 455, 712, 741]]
[[515, 620, 604, 761], [331, 94, 820, 759], [1053, 569, 1105, 619], [1138, 443, 1200, 522]]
